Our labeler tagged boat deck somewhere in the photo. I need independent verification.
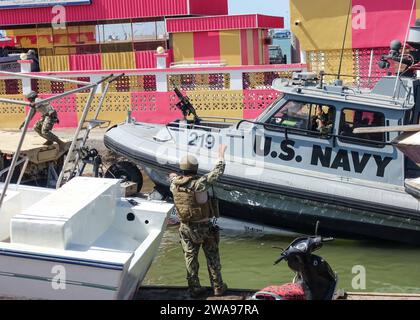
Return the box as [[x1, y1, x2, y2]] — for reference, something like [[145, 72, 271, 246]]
[[135, 286, 420, 301]]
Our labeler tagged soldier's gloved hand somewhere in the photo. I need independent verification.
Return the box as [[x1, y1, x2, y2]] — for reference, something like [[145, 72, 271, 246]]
[[169, 173, 178, 181]]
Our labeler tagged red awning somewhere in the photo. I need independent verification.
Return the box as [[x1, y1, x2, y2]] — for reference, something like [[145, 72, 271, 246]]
[[166, 14, 284, 33]]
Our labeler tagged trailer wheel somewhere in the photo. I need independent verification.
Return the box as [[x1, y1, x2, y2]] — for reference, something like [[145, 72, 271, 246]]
[[105, 161, 143, 192]]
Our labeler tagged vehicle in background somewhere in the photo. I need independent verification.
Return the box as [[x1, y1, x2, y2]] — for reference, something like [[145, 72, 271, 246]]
[[269, 45, 287, 64]]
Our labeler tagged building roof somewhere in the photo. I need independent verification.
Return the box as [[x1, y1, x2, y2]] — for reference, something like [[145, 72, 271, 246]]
[[166, 14, 284, 33], [0, 0, 228, 27]]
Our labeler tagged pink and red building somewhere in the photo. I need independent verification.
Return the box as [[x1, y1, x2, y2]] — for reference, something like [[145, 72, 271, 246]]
[[291, 0, 420, 86], [0, 0, 295, 129], [0, 0, 283, 71]]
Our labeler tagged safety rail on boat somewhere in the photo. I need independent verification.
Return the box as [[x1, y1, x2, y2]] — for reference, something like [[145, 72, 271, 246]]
[[319, 73, 413, 107], [235, 119, 395, 148], [0, 157, 29, 188], [274, 72, 413, 108], [199, 116, 245, 123], [166, 116, 244, 133], [0, 70, 113, 212], [167, 121, 225, 133], [280, 85, 413, 109]]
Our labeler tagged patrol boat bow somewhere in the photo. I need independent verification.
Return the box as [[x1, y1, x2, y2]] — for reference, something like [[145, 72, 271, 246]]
[[105, 72, 420, 245]]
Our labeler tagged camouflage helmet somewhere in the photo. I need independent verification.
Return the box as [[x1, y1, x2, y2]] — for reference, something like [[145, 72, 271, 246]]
[[25, 91, 38, 100], [179, 155, 199, 173]]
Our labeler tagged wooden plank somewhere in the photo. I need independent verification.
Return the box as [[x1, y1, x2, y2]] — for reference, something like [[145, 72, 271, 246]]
[[0, 130, 70, 164], [353, 125, 420, 134]]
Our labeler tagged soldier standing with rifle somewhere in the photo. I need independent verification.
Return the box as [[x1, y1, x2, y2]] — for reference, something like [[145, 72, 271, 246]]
[[169, 144, 228, 298], [20, 91, 65, 151]]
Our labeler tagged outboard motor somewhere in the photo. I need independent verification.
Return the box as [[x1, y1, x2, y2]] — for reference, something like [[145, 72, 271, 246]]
[[251, 234, 337, 300]]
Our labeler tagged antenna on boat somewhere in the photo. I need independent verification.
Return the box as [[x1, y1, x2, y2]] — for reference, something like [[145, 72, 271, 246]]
[[393, 0, 416, 99], [337, 0, 352, 81]]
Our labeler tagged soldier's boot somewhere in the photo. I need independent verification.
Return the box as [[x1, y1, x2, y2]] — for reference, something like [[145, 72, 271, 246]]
[[42, 131, 66, 152], [57, 140, 67, 153], [189, 287, 208, 299], [209, 271, 228, 297], [51, 136, 66, 152], [214, 283, 228, 297], [188, 277, 207, 299]]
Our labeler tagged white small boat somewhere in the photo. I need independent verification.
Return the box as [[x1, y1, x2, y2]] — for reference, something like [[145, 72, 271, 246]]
[[0, 177, 172, 300], [0, 72, 173, 300]]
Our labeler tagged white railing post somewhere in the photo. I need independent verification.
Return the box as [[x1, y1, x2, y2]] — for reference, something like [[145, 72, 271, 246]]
[[230, 70, 243, 90], [155, 51, 169, 92], [156, 53, 169, 69], [156, 72, 168, 92], [18, 59, 33, 95], [300, 51, 307, 64], [90, 75, 103, 94]]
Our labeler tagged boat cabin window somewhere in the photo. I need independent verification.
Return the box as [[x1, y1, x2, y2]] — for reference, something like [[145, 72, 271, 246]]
[[339, 108, 385, 147], [265, 100, 335, 138]]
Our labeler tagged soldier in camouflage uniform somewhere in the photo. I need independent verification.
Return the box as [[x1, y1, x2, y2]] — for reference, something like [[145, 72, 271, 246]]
[[169, 144, 228, 298], [22, 91, 65, 151]]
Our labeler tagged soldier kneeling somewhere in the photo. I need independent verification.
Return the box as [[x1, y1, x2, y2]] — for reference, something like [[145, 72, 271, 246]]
[[21, 91, 66, 151]]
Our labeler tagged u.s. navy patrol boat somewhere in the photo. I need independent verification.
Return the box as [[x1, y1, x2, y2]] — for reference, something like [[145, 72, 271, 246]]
[[105, 24, 420, 244]]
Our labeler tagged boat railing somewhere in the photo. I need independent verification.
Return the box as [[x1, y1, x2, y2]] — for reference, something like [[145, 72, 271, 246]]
[[319, 73, 413, 107], [166, 116, 242, 133], [236, 119, 394, 148], [199, 116, 244, 123], [285, 85, 412, 109], [0, 157, 29, 187], [0, 70, 115, 212], [167, 121, 224, 133]]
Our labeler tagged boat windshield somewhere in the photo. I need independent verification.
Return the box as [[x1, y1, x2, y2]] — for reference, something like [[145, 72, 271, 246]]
[[255, 94, 284, 122], [260, 99, 336, 135]]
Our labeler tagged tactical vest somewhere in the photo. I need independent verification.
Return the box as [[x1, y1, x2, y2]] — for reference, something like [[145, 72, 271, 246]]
[[172, 176, 217, 223], [35, 98, 56, 117]]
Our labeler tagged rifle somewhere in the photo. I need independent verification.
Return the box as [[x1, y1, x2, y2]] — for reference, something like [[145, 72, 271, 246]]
[[173, 85, 201, 124]]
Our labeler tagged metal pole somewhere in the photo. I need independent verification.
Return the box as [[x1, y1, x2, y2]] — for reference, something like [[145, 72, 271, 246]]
[[0, 107, 36, 212], [33, 74, 114, 107], [80, 82, 111, 147], [367, 49, 374, 87], [0, 75, 112, 108], [337, 0, 352, 80], [393, 0, 416, 99], [0, 71, 93, 86], [0, 98, 31, 106], [16, 158, 30, 187], [81, 75, 124, 146], [56, 86, 98, 189], [93, 81, 111, 120]]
